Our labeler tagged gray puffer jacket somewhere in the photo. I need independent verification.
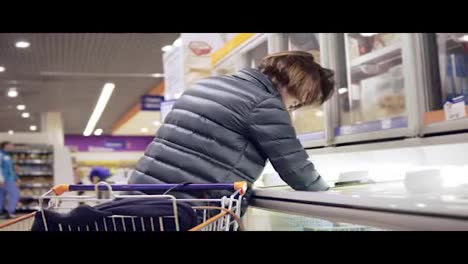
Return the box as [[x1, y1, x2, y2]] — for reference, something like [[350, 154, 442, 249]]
[[129, 68, 329, 206]]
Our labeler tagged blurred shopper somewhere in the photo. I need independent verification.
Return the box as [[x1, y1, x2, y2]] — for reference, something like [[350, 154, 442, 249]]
[[89, 166, 113, 199], [89, 166, 111, 184], [130, 51, 335, 212], [0, 141, 20, 219]]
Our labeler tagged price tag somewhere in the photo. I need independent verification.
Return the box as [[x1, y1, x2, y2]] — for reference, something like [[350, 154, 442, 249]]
[[444, 95, 466, 121], [381, 119, 392, 129], [341, 125, 353, 135]]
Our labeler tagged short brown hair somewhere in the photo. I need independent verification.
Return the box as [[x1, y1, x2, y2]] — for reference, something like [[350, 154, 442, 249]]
[[258, 51, 335, 105]]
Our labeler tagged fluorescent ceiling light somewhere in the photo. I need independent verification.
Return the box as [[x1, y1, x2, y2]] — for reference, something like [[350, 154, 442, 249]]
[[17, 104, 26, 111], [315, 111, 324, 117], [151, 73, 164, 78], [16, 41, 30, 48], [153, 121, 161, 126], [22, 112, 30, 118], [141, 127, 149, 133], [360, 33, 378, 37], [83, 83, 115, 136], [30, 125, 37, 131], [458, 35, 468, 42]]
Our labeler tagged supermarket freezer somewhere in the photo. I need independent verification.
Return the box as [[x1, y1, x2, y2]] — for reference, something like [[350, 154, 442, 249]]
[[245, 180, 468, 231]]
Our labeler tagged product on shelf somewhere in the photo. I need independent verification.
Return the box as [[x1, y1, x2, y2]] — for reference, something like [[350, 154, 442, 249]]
[[290, 105, 325, 134], [358, 64, 406, 122], [8, 143, 54, 212], [348, 33, 402, 58]]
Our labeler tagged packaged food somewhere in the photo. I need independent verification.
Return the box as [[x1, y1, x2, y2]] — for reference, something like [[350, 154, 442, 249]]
[[348, 37, 360, 61], [380, 33, 402, 47], [188, 41, 212, 56], [359, 66, 406, 122]]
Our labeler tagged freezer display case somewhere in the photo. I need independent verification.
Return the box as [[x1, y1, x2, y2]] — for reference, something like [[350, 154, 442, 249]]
[[245, 40, 268, 69], [250, 180, 468, 231], [334, 33, 409, 142], [279, 33, 326, 144], [422, 33, 468, 134], [243, 207, 384, 231]]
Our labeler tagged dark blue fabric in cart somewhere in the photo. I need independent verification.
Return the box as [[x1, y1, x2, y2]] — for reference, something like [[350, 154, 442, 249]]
[[30, 199, 198, 231]]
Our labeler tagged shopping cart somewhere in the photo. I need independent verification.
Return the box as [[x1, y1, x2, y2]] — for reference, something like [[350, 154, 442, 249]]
[[0, 181, 247, 232]]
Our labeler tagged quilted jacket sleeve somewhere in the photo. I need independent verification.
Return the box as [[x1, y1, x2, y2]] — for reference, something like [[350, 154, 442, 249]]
[[247, 97, 329, 191]]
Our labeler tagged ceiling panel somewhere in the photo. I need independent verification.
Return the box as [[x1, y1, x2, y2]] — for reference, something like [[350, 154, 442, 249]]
[[0, 33, 178, 133]]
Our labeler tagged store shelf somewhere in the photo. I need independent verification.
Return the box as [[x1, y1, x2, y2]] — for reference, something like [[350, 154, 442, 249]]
[[19, 184, 53, 189], [16, 208, 38, 213], [350, 43, 402, 68], [18, 173, 53, 177], [15, 159, 53, 165], [9, 150, 53, 154], [20, 196, 41, 201]]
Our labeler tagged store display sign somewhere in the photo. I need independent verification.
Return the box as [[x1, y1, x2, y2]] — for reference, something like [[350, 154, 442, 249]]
[[104, 139, 126, 150], [65, 135, 153, 152], [335, 116, 408, 136], [141, 95, 164, 111], [444, 95, 466, 121]]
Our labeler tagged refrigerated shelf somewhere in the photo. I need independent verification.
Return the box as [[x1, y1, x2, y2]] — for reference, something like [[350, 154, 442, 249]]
[[350, 43, 401, 68], [251, 181, 468, 230], [15, 159, 53, 165]]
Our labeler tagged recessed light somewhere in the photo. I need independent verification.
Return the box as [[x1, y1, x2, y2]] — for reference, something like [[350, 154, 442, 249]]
[[152, 121, 161, 126], [30, 125, 37, 131], [17, 104, 26, 111], [315, 111, 324, 117], [94, 128, 103, 136], [7, 88, 18, 98], [15, 41, 30, 48], [8, 130, 14, 135], [22, 112, 30, 118], [0, 66, 5, 72], [161, 45, 173, 52], [141, 127, 149, 133]]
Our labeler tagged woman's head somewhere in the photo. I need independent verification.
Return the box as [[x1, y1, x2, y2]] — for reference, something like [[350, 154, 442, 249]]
[[257, 51, 335, 111], [0, 141, 13, 151]]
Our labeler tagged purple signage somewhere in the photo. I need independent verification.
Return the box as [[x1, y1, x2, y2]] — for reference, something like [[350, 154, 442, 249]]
[[65, 135, 153, 152]]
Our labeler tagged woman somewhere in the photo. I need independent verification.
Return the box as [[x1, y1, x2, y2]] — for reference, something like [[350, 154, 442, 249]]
[[0, 141, 20, 219], [129, 51, 335, 212]]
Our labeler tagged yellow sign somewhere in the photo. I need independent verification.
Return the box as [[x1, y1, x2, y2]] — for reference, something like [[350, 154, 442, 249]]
[[211, 33, 256, 67]]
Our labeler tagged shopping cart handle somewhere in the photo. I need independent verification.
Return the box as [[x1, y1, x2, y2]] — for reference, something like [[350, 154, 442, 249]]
[[52, 182, 248, 196]]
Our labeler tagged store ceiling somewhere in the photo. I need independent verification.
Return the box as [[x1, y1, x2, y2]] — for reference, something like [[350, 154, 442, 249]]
[[113, 111, 161, 136], [0, 33, 178, 134]]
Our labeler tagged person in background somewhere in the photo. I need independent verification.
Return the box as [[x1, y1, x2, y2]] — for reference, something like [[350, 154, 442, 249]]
[[129, 51, 335, 214], [89, 166, 112, 199], [0, 141, 20, 219], [89, 166, 111, 184]]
